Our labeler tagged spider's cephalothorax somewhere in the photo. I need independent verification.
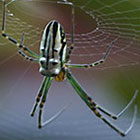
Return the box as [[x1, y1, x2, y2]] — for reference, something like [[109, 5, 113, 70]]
[[39, 20, 67, 81]]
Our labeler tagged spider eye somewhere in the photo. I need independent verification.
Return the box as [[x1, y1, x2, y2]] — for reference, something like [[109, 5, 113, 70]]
[[39, 57, 46, 65], [52, 62, 58, 65], [49, 59, 58, 65]]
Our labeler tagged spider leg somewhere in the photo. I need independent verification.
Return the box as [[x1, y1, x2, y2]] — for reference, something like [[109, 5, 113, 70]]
[[58, 1, 75, 59], [68, 3, 75, 58], [38, 77, 53, 128], [30, 77, 49, 117], [94, 90, 138, 119], [66, 71, 137, 136], [39, 103, 70, 128], [18, 33, 39, 62], [66, 71, 138, 120], [20, 32, 25, 45], [38, 77, 69, 128], [18, 50, 39, 62], [65, 40, 114, 68], [1, 0, 39, 61], [79, 89, 138, 120], [92, 105, 137, 137]]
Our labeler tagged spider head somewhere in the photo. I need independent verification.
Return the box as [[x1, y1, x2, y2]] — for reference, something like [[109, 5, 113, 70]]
[[39, 57, 61, 76]]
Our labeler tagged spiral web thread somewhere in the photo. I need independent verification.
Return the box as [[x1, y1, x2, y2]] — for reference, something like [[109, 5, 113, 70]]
[[0, 0, 140, 70]]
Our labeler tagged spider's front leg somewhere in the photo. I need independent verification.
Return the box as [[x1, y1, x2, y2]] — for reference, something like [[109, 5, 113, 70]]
[[30, 76, 68, 128], [38, 77, 53, 128], [1, 0, 39, 62], [31, 76, 54, 128], [85, 89, 138, 120], [30, 77, 49, 117], [66, 40, 115, 68]]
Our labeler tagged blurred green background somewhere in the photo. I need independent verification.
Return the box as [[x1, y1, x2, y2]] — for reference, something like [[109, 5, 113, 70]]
[[0, 0, 140, 140]]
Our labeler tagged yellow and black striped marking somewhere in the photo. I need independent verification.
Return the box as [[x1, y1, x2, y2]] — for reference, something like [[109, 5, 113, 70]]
[[65, 40, 114, 69], [66, 71, 137, 137], [30, 77, 48, 117], [86, 95, 118, 120]]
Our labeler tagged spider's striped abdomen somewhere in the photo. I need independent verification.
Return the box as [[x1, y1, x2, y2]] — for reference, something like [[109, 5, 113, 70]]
[[39, 20, 67, 77]]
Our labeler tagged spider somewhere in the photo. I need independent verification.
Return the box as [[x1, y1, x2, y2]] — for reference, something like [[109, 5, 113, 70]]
[[1, 0, 138, 137]]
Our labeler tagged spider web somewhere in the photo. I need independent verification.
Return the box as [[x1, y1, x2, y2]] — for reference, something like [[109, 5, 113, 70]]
[[0, 1, 140, 140], [0, 0, 140, 70], [0, 0, 139, 111]]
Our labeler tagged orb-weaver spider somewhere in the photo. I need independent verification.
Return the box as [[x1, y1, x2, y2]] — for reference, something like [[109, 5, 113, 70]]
[[1, 0, 138, 137]]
